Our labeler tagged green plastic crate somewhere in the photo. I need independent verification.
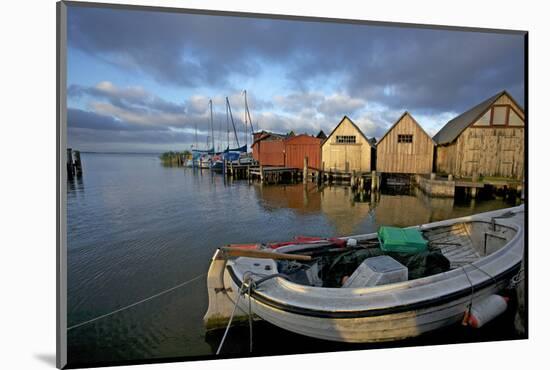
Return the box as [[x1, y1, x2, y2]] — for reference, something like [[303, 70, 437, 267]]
[[378, 226, 428, 253]]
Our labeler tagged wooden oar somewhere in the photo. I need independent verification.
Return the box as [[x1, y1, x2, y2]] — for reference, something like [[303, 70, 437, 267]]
[[219, 247, 312, 261]]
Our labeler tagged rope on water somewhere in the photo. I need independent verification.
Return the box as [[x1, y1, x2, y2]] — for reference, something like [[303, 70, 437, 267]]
[[67, 272, 206, 331]]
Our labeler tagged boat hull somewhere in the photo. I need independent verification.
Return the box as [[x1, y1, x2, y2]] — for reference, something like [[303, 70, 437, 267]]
[[223, 263, 516, 342], [205, 205, 524, 342]]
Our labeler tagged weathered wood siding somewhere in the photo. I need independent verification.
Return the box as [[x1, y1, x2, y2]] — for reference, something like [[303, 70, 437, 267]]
[[454, 126, 524, 179], [321, 117, 371, 172], [252, 139, 286, 167], [284, 135, 322, 170], [435, 143, 457, 175], [376, 113, 434, 174], [435, 94, 525, 179]]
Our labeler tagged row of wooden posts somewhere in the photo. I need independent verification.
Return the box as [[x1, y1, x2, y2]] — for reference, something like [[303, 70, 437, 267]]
[[67, 148, 83, 178], [221, 156, 381, 192]]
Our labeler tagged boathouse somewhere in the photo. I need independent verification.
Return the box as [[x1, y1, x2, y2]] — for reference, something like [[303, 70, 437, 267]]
[[433, 90, 525, 180], [321, 116, 373, 173], [251, 131, 287, 167], [376, 112, 435, 174], [284, 134, 322, 170]]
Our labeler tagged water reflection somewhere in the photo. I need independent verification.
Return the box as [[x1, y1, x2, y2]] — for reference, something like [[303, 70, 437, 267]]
[[67, 153, 522, 366], [252, 184, 460, 235], [67, 175, 84, 193], [253, 183, 322, 214], [320, 186, 374, 235]]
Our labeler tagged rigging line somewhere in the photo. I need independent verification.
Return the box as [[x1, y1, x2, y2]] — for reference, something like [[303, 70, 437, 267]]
[[67, 273, 206, 331], [226, 97, 240, 148]]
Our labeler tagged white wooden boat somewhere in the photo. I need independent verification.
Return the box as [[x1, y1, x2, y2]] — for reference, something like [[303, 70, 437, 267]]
[[204, 205, 524, 343]]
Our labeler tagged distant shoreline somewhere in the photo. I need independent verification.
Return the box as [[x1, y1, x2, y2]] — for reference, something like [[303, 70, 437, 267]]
[[80, 151, 164, 155]]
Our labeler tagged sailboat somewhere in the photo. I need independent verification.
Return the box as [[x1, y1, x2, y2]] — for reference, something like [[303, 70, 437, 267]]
[[192, 99, 216, 169], [211, 97, 248, 171]]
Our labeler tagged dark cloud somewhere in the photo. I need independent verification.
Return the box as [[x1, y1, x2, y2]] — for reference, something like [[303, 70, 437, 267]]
[[68, 6, 524, 113], [67, 5, 525, 151]]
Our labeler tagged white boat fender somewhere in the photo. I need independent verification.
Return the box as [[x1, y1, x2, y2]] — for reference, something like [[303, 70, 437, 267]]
[[346, 238, 357, 247], [466, 294, 509, 328]]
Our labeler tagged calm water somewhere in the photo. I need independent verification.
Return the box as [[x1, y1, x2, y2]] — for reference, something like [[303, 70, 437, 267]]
[[67, 153, 522, 367]]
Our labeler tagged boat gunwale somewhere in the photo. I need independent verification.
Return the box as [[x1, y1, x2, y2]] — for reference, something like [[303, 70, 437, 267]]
[[226, 262, 519, 318], [224, 206, 524, 318]]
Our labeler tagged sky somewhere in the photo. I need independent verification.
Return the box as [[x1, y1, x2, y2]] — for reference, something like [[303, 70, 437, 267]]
[[66, 5, 525, 153]]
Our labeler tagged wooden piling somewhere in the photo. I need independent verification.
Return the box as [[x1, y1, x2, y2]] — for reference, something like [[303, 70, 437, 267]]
[[303, 156, 309, 184], [73, 150, 82, 176], [318, 161, 325, 185], [67, 148, 74, 178], [371, 170, 377, 192], [260, 165, 264, 183]]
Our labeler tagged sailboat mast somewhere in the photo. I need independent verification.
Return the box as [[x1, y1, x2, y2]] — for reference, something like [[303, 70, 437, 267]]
[[194, 123, 198, 149], [247, 94, 254, 133], [244, 91, 248, 148], [209, 99, 214, 153], [243, 90, 255, 145], [226, 97, 240, 148], [226, 101, 230, 150]]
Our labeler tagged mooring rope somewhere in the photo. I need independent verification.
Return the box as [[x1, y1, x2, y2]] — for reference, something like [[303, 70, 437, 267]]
[[248, 282, 254, 353], [467, 262, 497, 284], [67, 272, 206, 331], [216, 272, 290, 355], [216, 280, 246, 355], [461, 266, 474, 325]]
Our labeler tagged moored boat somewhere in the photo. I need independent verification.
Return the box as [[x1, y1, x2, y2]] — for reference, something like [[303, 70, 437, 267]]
[[204, 205, 524, 343]]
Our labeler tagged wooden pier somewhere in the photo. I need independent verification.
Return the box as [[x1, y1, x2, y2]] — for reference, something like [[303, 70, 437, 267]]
[[222, 156, 382, 192], [414, 173, 522, 199]]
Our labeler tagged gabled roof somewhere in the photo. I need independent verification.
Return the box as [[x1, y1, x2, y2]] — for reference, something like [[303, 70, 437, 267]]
[[433, 90, 524, 145], [316, 130, 327, 139], [324, 116, 373, 147], [284, 133, 322, 144], [377, 111, 436, 146], [251, 131, 287, 147]]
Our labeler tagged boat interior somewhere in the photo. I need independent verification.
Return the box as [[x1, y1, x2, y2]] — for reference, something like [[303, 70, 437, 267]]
[[274, 220, 517, 288]]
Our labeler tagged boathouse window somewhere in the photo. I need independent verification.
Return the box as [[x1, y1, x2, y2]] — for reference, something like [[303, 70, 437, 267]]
[[336, 135, 356, 144], [491, 106, 507, 125], [398, 134, 413, 143], [485, 105, 524, 127]]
